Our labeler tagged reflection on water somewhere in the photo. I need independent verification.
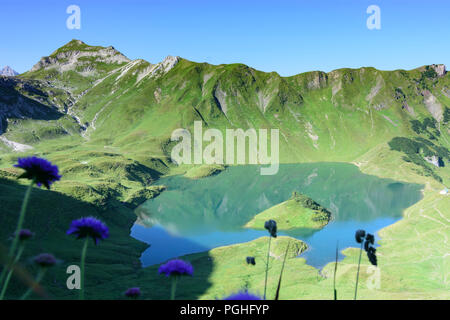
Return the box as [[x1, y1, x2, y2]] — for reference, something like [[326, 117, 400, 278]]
[[131, 163, 423, 268]]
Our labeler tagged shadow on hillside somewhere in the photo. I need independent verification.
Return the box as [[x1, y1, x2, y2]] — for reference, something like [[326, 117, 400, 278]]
[[0, 177, 166, 299], [0, 79, 64, 134], [81, 250, 215, 300]]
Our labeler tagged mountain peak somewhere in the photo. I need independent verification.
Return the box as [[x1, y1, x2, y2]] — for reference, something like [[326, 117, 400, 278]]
[[0, 66, 19, 76], [29, 39, 130, 73], [161, 55, 180, 70]]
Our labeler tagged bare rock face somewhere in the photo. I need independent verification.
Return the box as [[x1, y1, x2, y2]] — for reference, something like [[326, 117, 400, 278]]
[[135, 55, 180, 83], [147, 55, 180, 77], [431, 64, 446, 77], [422, 89, 444, 122], [0, 66, 19, 76], [161, 55, 180, 72], [306, 71, 328, 90], [424, 155, 442, 168]]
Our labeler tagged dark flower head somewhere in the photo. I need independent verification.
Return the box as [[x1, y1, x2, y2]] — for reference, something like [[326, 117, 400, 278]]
[[367, 247, 377, 266], [14, 156, 61, 189], [33, 253, 57, 268], [264, 219, 277, 238], [355, 229, 366, 244], [246, 256, 256, 265], [67, 217, 109, 245], [158, 259, 193, 277], [364, 240, 370, 252], [124, 287, 141, 298], [17, 229, 34, 241], [223, 291, 262, 300], [365, 233, 375, 245]]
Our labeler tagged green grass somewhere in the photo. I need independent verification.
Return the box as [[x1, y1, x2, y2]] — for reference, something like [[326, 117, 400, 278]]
[[183, 164, 226, 179], [54, 236, 311, 300], [245, 192, 332, 230], [0, 171, 147, 300]]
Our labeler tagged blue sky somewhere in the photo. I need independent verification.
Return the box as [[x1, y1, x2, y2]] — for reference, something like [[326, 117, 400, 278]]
[[1, 0, 449, 76]]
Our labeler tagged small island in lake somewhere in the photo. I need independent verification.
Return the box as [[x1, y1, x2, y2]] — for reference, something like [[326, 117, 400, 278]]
[[184, 164, 226, 179], [245, 191, 332, 230]]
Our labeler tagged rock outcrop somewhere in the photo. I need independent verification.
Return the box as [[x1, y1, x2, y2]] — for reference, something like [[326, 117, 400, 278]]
[[431, 64, 447, 77]]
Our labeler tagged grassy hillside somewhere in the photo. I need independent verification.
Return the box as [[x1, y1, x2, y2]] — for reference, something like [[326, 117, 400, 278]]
[[183, 164, 226, 179], [0, 170, 147, 299], [245, 192, 332, 230], [57, 236, 311, 300]]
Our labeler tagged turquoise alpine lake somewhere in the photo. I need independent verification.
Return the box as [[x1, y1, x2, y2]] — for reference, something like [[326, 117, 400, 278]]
[[131, 163, 423, 268]]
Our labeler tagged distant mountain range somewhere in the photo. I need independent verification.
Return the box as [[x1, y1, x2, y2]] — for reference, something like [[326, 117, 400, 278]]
[[0, 66, 19, 76], [0, 39, 449, 178]]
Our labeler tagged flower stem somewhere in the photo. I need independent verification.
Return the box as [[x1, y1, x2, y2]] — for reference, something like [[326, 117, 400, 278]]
[[274, 241, 290, 300], [354, 241, 363, 300], [170, 276, 178, 300], [20, 268, 46, 300], [263, 236, 272, 300], [333, 241, 339, 300], [9, 180, 34, 259], [79, 238, 89, 300], [0, 245, 25, 300], [0, 180, 34, 289]]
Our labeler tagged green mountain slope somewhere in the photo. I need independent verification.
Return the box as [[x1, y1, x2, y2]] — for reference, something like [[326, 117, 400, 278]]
[[2, 40, 448, 172], [245, 191, 332, 230], [0, 41, 447, 146]]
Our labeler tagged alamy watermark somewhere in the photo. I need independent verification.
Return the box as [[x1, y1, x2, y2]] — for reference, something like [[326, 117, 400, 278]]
[[366, 265, 381, 290], [66, 265, 81, 290], [366, 5, 381, 30], [170, 121, 280, 175], [66, 5, 81, 30]]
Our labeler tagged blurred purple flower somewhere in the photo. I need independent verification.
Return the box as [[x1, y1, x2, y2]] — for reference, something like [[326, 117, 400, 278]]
[[223, 291, 262, 300], [33, 253, 57, 267], [124, 287, 141, 298], [14, 156, 61, 189], [67, 217, 109, 245], [158, 259, 193, 277], [17, 229, 34, 241]]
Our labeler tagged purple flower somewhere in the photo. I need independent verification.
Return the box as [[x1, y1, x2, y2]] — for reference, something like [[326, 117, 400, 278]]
[[14, 156, 61, 189], [33, 253, 57, 267], [158, 259, 193, 277], [223, 291, 262, 300], [18, 229, 34, 241], [67, 217, 109, 245], [124, 287, 141, 298]]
